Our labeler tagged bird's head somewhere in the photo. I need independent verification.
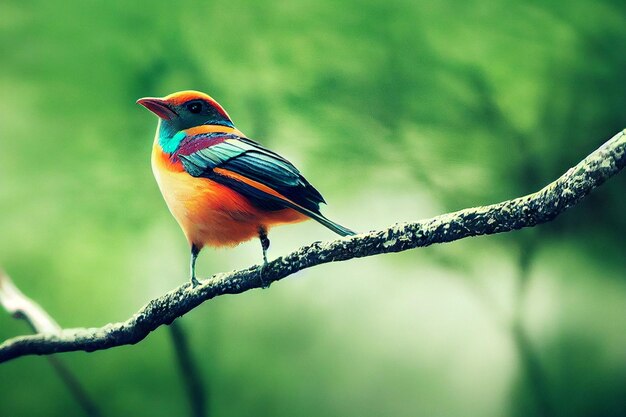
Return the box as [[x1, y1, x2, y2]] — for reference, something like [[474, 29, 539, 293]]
[[137, 90, 234, 132]]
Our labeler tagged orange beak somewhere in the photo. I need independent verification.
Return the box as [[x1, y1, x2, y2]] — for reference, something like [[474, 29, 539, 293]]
[[137, 97, 178, 120]]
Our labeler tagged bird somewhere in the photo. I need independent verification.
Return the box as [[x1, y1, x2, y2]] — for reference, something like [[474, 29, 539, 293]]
[[137, 90, 355, 287]]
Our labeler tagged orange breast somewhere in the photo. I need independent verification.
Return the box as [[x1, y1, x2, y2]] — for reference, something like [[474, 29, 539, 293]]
[[151, 143, 307, 248]]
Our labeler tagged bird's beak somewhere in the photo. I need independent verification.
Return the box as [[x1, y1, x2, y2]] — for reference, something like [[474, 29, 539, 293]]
[[136, 97, 178, 120]]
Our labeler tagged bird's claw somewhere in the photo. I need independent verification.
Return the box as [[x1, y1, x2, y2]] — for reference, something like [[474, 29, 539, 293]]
[[190, 276, 200, 288], [258, 262, 271, 289]]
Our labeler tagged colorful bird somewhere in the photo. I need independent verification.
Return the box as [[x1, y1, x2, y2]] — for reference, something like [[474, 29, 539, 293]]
[[137, 90, 354, 286]]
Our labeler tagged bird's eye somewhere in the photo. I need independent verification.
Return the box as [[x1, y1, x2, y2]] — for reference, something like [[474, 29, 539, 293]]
[[186, 102, 203, 114]]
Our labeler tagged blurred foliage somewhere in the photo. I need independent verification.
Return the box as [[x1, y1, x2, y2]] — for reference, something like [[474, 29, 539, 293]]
[[1, 0, 625, 416]]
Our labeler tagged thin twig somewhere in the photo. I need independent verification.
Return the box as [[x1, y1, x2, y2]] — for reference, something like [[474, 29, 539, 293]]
[[511, 320, 555, 417], [169, 321, 209, 417], [0, 129, 624, 363], [510, 241, 555, 417], [46, 356, 103, 417], [0, 269, 60, 333], [0, 270, 102, 416]]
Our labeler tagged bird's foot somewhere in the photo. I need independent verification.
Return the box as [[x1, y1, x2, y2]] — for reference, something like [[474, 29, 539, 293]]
[[190, 276, 200, 288], [258, 226, 271, 289], [258, 262, 271, 289]]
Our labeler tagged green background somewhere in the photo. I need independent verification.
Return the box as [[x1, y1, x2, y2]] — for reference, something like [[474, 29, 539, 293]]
[[1, 1, 625, 416]]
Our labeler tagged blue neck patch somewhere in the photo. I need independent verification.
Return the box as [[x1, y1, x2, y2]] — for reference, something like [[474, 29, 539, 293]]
[[157, 115, 234, 154], [158, 121, 186, 154]]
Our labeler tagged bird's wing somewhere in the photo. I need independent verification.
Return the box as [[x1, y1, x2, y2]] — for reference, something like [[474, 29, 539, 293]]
[[175, 133, 354, 236]]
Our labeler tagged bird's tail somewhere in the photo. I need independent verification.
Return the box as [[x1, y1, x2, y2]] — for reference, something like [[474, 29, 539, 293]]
[[232, 182, 356, 237], [284, 201, 356, 236], [309, 212, 356, 237]]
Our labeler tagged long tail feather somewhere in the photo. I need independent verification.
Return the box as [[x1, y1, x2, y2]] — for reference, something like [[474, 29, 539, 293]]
[[309, 212, 356, 236], [207, 170, 356, 236], [287, 203, 355, 236]]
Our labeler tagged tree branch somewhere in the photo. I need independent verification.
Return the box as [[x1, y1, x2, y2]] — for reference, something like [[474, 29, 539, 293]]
[[0, 269, 61, 334], [1, 129, 624, 364], [168, 321, 209, 417], [0, 270, 103, 416]]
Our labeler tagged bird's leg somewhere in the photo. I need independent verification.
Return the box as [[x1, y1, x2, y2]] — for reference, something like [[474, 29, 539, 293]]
[[258, 226, 271, 288], [189, 244, 201, 287], [258, 226, 270, 265]]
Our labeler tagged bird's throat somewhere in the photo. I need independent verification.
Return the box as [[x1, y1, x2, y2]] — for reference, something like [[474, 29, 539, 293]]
[[157, 120, 186, 154]]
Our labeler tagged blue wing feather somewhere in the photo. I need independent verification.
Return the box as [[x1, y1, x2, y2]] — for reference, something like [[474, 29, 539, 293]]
[[176, 132, 354, 236], [177, 134, 324, 213]]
